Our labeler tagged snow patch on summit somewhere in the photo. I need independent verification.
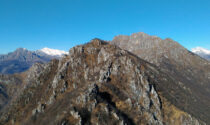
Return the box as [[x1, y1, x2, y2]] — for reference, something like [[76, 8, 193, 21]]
[[38, 48, 68, 57], [192, 47, 210, 60], [192, 47, 210, 55]]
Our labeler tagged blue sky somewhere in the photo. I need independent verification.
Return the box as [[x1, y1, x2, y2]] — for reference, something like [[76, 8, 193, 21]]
[[0, 0, 210, 54]]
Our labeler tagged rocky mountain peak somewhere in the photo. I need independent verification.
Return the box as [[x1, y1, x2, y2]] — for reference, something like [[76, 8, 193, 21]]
[[112, 32, 210, 124], [14, 48, 28, 52], [0, 39, 206, 125], [90, 38, 107, 44], [11, 48, 34, 58], [131, 32, 160, 39], [112, 32, 187, 65], [112, 32, 210, 74]]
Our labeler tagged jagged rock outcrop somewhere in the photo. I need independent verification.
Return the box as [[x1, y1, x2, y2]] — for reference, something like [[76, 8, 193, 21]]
[[112, 32, 210, 124], [0, 39, 205, 125]]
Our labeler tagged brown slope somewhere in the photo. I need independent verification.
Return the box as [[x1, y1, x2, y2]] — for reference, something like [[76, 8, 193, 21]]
[[0, 63, 45, 115], [112, 32, 210, 124], [0, 74, 22, 110], [0, 39, 204, 125]]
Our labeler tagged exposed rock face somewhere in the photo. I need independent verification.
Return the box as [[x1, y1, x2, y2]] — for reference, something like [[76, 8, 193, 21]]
[[112, 32, 210, 124], [0, 39, 205, 125]]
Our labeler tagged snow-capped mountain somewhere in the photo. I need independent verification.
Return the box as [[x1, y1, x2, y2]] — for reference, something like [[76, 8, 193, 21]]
[[0, 47, 68, 74], [36, 47, 68, 57], [192, 47, 210, 60]]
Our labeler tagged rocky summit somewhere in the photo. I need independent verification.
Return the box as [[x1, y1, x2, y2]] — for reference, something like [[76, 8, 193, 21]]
[[112, 32, 210, 124], [0, 39, 206, 125]]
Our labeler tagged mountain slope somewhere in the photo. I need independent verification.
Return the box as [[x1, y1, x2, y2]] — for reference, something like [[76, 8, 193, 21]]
[[192, 47, 210, 60], [112, 32, 210, 124], [0, 74, 22, 110], [0, 48, 67, 74], [0, 39, 205, 125], [0, 63, 45, 113]]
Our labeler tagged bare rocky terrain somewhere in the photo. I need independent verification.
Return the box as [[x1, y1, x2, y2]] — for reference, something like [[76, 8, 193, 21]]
[[0, 39, 207, 125], [112, 32, 210, 124]]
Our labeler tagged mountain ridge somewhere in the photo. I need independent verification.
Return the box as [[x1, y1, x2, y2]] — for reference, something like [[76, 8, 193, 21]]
[[111, 32, 210, 124], [0, 39, 205, 125], [0, 47, 68, 74], [0, 33, 209, 124]]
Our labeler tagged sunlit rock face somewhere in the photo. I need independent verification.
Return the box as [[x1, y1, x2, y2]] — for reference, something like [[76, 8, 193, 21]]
[[0, 39, 206, 125], [112, 32, 210, 124]]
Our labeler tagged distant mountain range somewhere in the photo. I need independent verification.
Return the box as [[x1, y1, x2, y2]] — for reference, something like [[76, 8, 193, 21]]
[[0, 48, 68, 74], [192, 47, 210, 60]]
